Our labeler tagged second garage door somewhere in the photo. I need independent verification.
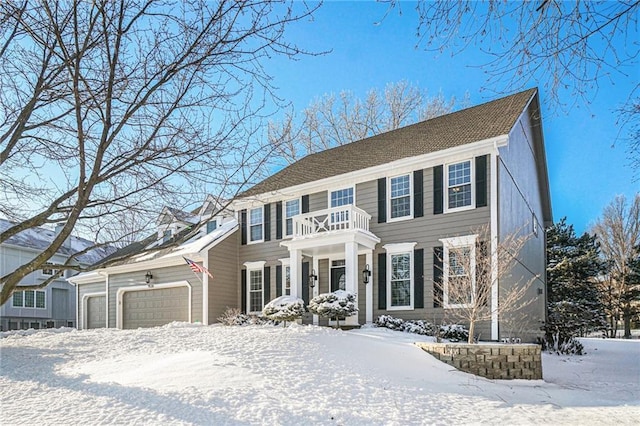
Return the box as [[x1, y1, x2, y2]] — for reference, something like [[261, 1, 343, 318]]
[[122, 286, 189, 329]]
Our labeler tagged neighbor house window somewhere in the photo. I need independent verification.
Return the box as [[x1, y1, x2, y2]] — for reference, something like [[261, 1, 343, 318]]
[[249, 269, 263, 313], [388, 174, 412, 220], [441, 235, 477, 308], [206, 220, 218, 233], [12, 290, 46, 309], [162, 230, 172, 243], [446, 160, 473, 211], [384, 242, 416, 310], [249, 207, 263, 243], [284, 199, 300, 237]]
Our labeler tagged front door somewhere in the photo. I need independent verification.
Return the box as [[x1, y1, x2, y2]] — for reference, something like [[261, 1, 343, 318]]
[[330, 260, 346, 292]]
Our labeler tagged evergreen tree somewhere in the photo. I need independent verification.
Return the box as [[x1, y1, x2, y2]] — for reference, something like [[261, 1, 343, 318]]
[[308, 290, 358, 328], [545, 218, 608, 346]]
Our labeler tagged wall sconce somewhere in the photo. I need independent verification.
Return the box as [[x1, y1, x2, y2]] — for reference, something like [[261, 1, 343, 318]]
[[145, 271, 153, 285], [362, 264, 371, 284], [308, 269, 318, 288]]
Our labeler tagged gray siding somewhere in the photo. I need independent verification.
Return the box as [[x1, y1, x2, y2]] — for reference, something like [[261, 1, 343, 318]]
[[77, 281, 106, 330], [498, 106, 547, 342], [107, 264, 201, 328], [208, 230, 240, 323]]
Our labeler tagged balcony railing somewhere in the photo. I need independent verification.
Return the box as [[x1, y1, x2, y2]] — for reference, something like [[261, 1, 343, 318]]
[[293, 205, 371, 238]]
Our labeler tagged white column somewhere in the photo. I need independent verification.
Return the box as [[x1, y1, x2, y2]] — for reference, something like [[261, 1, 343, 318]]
[[289, 248, 302, 298], [312, 256, 319, 325], [365, 250, 373, 324], [203, 254, 209, 325], [490, 150, 499, 340], [344, 241, 359, 326]]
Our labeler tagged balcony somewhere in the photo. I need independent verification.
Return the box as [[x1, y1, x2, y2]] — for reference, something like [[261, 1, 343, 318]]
[[293, 205, 371, 239]]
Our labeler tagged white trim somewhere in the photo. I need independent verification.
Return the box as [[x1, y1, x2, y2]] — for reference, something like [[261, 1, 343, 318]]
[[75, 284, 79, 330], [439, 235, 478, 309], [243, 260, 266, 269], [82, 291, 106, 330], [246, 267, 265, 314], [328, 186, 355, 208], [365, 250, 373, 323], [386, 172, 414, 222], [248, 206, 264, 244], [283, 197, 301, 238], [312, 256, 320, 325], [384, 242, 417, 311], [105, 273, 110, 328], [232, 136, 508, 209], [116, 281, 192, 329], [444, 159, 475, 214], [490, 151, 499, 340], [203, 252, 209, 325]]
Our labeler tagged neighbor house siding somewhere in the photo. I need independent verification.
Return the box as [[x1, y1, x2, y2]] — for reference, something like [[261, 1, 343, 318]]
[[107, 264, 201, 328], [208, 229, 240, 323], [77, 281, 106, 330]]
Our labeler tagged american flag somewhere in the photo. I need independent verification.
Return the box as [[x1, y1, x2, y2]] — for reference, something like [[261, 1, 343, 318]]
[[183, 257, 213, 278]]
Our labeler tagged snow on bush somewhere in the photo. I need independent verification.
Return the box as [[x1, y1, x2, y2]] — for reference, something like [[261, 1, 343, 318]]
[[375, 315, 469, 341], [308, 290, 358, 328], [217, 308, 271, 326], [439, 324, 469, 342], [542, 331, 585, 355], [262, 296, 306, 326]]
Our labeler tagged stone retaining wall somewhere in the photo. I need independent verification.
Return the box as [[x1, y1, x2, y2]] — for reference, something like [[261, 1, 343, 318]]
[[416, 342, 542, 380]]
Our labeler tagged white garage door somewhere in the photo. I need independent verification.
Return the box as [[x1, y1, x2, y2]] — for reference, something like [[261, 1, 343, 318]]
[[122, 286, 189, 329], [86, 295, 106, 329]]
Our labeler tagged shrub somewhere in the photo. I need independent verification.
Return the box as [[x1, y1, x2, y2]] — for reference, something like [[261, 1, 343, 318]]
[[262, 296, 306, 326], [374, 315, 469, 341], [439, 324, 469, 342], [217, 307, 271, 326], [539, 331, 585, 355], [308, 290, 358, 328]]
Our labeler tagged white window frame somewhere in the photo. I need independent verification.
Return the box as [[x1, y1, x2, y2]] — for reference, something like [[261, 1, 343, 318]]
[[12, 290, 46, 309], [383, 242, 417, 311], [41, 268, 59, 277], [440, 235, 477, 309], [387, 173, 413, 222], [329, 186, 355, 208], [244, 261, 266, 313], [248, 207, 264, 244], [283, 198, 301, 238], [444, 159, 475, 213], [278, 258, 291, 296]]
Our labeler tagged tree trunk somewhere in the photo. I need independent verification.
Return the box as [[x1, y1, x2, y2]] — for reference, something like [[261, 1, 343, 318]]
[[623, 314, 632, 339], [468, 321, 475, 344]]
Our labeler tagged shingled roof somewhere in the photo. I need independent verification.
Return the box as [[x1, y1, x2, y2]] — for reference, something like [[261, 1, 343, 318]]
[[240, 88, 537, 198]]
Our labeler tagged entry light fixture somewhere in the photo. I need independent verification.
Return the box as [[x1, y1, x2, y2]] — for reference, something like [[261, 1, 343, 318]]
[[308, 269, 318, 288], [362, 264, 371, 284], [145, 271, 153, 285]]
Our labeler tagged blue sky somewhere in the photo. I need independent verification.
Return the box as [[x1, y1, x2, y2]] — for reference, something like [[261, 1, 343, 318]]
[[262, 1, 638, 235]]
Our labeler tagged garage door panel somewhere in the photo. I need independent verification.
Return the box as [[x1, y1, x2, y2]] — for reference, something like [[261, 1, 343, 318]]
[[122, 286, 188, 329], [87, 295, 106, 329]]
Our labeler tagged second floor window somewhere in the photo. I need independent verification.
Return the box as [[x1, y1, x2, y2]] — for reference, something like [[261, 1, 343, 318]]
[[447, 160, 472, 210], [249, 207, 263, 242], [284, 199, 300, 237], [389, 174, 411, 220], [206, 220, 218, 233], [330, 187, 353, 207]]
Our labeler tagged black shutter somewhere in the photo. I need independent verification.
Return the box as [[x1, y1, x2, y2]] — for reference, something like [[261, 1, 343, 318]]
[[377, 178, 387, 223], [302, 261, 310, 304], [275, 265, 282, 297], [378, 253, 387, 309], [275, 201, 283, 240], [477, 241, 488, 306], [414, 170, 424, 218], [264, 204, 271, 241], [241, 269, 247, 313], [476, 155, 488, 208], [240, 210, 247, 245], [414, 248, 424, 308], [433, 166, 443, 215], [264, 266, 271, 304], [433, 247, 443, 308], [301, 195, 309, 214]]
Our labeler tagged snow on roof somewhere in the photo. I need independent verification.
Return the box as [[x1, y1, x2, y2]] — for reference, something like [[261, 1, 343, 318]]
[[0, 219, 117, 265], [159, 207, 199, 225]]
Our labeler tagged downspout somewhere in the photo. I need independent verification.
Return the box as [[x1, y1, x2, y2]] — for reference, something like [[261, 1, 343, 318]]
[[490, 142, 500, 340]]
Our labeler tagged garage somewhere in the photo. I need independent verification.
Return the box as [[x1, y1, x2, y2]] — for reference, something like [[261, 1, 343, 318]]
[[86, 295, 106, 329], [121, 285, 189, 329]]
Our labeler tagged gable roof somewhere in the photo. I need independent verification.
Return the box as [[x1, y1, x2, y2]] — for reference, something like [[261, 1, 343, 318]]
[[239, 88, 537, 198]]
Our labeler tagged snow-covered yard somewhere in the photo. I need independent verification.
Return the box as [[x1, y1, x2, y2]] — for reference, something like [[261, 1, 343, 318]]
[[1, 324, 638, 425]]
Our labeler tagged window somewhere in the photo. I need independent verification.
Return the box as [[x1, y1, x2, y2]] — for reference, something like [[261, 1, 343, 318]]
[[206, 220, 218, 233], [284, 199, 300, 237], [249, 207, 263, 243], [12, 290, 46, 309], [446, 160, 473, 211], [384, 242, 416, 310], [284, 266, 291, 296], [162, 230, 172, 243], [441, 235, 477, 308], [330, 187, 353, 207], [42, 268, 53, 276], [249, 270, 263, 313], [389, 174, 412, 220]]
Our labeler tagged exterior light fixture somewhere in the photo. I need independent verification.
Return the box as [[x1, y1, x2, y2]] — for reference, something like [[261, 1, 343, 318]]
[[308, 269, 318, 288], [362, 264, 371, 284], [145, 271, 153, 285]]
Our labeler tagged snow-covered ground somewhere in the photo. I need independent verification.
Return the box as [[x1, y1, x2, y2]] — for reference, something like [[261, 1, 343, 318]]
[[1, 324, 638, 425]]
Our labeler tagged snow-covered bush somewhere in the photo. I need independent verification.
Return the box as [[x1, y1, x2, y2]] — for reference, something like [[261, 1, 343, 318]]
[[217, 308, 271, 326], [262, 296, 306, 326], [374, 315, 468, 341], [439, 324, 469, 342], [540, 331, 585, 355], [308, 290, 358, 328]]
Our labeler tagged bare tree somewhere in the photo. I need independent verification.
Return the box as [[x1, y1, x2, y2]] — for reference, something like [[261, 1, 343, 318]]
[[435, 225, 537, 344], [382, 0, 640, 173], [268, 81, 460, 164], [592, 193, 640, 338], [0, 0, 319, 305]]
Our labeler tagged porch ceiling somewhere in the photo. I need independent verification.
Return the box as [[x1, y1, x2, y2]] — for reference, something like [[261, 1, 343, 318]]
[[280, 230, 380, 257]]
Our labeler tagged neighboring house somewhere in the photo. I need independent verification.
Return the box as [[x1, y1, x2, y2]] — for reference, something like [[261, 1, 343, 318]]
[[71, 88, 552, 342], [0, 220, 116, 331]]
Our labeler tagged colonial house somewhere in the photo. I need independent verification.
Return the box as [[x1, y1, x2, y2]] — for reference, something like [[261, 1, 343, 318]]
[[70, 88, 552, 342], [0, 220, 115, 330]]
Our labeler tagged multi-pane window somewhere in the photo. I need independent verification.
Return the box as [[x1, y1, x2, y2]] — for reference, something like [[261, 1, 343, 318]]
[[285, 199, 300, 236], [441, 234, 477, 308], [390, 174, 411, 219], [390, 253, 411, 307], [12, 290, 45, 309], [284, 266, 291, 296], [330, 188, 353, 207], [249, 270, 263, 312], [447, 160, 472, 209], [249, 207, 263, 242]]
